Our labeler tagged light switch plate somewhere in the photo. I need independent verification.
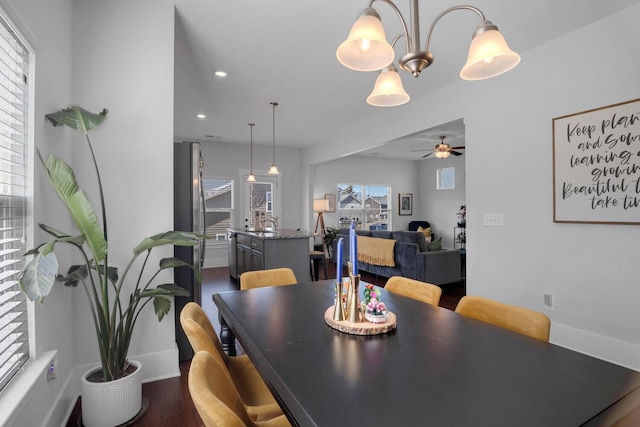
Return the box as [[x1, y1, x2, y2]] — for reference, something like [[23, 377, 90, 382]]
[[483, 213, 504, 226]]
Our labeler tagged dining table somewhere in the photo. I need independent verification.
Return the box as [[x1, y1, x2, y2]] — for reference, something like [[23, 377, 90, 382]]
[[213, 280, 640, 426]]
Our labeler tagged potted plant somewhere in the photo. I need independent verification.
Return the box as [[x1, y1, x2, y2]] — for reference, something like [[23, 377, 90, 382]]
[[324, 226, 340, 259], [18, 107, 201, 427]]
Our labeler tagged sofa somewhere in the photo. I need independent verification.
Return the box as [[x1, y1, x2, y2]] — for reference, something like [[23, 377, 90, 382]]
[[332, 228, 461, 285]]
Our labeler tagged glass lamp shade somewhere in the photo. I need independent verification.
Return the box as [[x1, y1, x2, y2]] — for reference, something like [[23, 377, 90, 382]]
[[366, 66, 410, 107], [268, 164, 280, 175], [434, 150, 450, 159], [460, 26, 521, 81], [246, 173, 256, 182], [336, 10, 394, 72]]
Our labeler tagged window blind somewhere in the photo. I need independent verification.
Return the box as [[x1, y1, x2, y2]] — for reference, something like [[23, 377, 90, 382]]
[[0, 14, 29, 391]]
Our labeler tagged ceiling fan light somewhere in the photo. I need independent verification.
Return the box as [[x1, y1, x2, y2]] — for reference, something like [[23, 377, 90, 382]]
[[336, 8, 395, 72], [460, 22, 521, 81], [434, 150, 450, 159], [366, 65, 410, 107]]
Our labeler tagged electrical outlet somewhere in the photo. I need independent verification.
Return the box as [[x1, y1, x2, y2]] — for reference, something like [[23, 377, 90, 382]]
[[483, 213, 504, 227], [543, 293, 555, 311]]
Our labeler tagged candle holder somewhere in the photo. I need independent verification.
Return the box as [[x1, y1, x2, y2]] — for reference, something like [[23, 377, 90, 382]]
[[346, 274, 361, 323], [332, 281, 346, 321]]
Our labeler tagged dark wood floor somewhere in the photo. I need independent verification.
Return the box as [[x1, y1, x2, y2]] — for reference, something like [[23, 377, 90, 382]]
[[67, 265, 465, 426]]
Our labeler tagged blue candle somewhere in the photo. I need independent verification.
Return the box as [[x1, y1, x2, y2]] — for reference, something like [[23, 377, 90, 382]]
[[336, 237, 343, 284], [350, 220, 358, 275]]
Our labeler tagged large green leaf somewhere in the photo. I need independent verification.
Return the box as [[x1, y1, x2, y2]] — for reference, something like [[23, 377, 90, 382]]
[[139, 283, 191, 299], [19, 251, 59, 302], [159, 257, 202, 284], [133, 231, 200, 256], [44, 155, 107, 261], [45, 106, 108, 133], [152, 296, 171, 321], [45, 155, 79, 202]]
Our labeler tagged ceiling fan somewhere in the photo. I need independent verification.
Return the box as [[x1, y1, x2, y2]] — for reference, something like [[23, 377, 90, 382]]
[[411, 136, 465, 159]]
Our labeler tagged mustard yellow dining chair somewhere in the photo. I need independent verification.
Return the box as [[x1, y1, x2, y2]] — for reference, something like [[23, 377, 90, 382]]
[[384, 276, 442, 306], [455, 295, 551, 342], [189, 351, 292, 427], [180, 303, 282, 420], [240, 268, 298, 290]]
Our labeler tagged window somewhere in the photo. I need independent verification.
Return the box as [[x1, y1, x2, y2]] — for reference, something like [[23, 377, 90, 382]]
[[337, 184, 391, 231], [437, 167, 455, 190], [203, 178, 233, 242], [0, 14, 30, 391]]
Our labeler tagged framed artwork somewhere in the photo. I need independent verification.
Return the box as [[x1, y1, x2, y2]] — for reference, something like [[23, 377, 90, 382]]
[[324, 193, 336, 212], [399, 193, 413, 215], [552, 98, 640, 224]]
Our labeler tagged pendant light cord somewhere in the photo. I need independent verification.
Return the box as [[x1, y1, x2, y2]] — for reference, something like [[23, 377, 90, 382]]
[[271, 102, 278, 164]]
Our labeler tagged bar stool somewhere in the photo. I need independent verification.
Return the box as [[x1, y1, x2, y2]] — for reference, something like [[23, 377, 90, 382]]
[[309, 250, 327, 281]]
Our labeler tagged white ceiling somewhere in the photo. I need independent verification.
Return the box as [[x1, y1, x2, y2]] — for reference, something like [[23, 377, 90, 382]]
[[173, 0, 640, 161]]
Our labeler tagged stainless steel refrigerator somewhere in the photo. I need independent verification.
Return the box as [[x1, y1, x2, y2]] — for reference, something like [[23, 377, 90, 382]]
[[174, 141, 205, 361]]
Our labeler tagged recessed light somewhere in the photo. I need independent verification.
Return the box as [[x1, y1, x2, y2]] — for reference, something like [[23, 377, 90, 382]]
[[196, 114, 206, 119], [213, 70, 228, 77]]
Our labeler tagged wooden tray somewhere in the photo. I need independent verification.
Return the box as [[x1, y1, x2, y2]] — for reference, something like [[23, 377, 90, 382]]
[[324, 307, 397, 335]]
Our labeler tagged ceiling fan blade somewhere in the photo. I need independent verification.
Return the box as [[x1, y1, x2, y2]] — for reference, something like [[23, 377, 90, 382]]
[[449, 146, 465, 150], [410, 149, 432, 152], [450, 150, 463, 156], [422, 152, 433, 158]]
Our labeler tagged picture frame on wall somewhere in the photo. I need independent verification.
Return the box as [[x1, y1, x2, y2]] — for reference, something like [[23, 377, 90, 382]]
[[324, 193, 336, 212], [399, 193, 412, 215]]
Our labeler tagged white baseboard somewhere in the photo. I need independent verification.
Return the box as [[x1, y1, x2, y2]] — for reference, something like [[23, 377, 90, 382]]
[[551, 322, 640, 371]]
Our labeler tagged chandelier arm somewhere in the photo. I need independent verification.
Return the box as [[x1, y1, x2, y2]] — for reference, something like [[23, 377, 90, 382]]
[[423, 5, 485, 53], [369, 0, 411, 55]]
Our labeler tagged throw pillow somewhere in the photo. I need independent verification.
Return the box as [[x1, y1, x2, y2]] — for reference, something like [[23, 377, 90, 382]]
[[428, 236, 442, 251], [417, 226, 432, 243]]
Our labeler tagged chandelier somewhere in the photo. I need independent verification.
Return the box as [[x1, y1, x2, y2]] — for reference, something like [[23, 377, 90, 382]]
[[336, 0, 520, 107]]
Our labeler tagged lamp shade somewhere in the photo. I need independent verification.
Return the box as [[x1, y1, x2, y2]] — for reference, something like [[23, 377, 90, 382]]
[[313, 199, 330, 212], [268, 164, 280, 175], [246, 173, 256, 182], [336, 8, 394, 72], [434, 150, 450, 159], [366, 65, 410, 107], [460, 24, 520, 81]]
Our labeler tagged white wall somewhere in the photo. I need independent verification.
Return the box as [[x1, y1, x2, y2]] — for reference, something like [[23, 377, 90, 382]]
[[199, 141, 304, 267], [1, 1, 178, 426], [0, 0, 75, 426], [313, 156, 419, 231], [419, 154, 466, 248], [304, 5, 640, 369], [69, 0, 177, 379]]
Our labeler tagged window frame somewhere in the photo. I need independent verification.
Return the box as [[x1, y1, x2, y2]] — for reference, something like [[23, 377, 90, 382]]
[[337, 183, 392, 231], [202, 177, 234, 245], [0, 9, 32, 392]]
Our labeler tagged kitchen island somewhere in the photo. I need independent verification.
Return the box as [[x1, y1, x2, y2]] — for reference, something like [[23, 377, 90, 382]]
[[228, 228, 313, 282]]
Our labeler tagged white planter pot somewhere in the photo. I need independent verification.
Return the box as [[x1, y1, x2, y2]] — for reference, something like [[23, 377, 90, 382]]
[[81, 360, 142, 427]]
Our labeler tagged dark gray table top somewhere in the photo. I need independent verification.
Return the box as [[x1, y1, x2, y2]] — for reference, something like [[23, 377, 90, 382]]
[[214, 281, 640, 427]]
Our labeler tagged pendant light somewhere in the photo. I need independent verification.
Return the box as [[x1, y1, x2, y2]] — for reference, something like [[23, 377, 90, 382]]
[[268, 101, 280, 175], [247, 123, 256, 182]]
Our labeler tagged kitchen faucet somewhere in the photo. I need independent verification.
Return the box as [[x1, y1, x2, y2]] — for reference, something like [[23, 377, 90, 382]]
[[260, 216, 278, 231]]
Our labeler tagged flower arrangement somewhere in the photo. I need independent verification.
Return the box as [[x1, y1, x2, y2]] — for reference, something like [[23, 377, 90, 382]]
[[363, 284, 388, 321]]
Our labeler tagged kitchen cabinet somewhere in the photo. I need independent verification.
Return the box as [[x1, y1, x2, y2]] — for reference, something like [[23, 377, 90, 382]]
[[229, 229, 312, 282]]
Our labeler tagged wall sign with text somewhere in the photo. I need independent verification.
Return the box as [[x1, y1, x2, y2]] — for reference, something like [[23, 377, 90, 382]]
[[553, 98, 640, 224]]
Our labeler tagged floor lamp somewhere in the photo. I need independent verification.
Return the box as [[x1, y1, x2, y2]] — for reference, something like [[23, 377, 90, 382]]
[[313, 199, 330, 251]]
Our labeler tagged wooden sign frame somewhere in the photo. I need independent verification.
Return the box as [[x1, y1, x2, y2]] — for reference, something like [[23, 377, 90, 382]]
[[552, 98, 640, 224]]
